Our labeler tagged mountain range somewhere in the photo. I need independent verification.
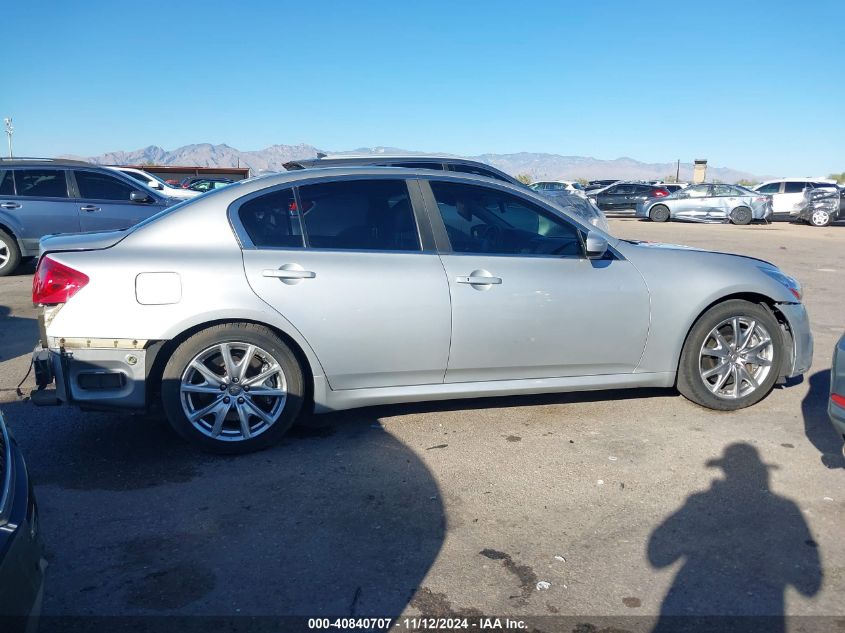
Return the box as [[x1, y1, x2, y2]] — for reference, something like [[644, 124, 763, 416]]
[[64, 143, 765, 183]]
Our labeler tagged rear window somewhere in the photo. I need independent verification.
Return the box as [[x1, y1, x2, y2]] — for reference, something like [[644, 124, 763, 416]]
[[15, 169, 68, 198]]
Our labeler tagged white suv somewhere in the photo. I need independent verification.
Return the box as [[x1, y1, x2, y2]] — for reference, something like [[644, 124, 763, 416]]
[[108, 167, 199, 200], [753, 178, 839, 225]]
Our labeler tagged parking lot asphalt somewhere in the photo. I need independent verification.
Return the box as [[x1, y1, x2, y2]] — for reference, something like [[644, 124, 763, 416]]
[[0, 218, 843, 630]]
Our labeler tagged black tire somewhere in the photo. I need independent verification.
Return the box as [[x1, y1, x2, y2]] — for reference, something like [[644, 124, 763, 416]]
[[0, 230, 21, 277], [649, 205, 670, 223], [730, 206, 752, 225], [161, 322, 305, 454], [677, 299, 783, 411], [809, 209, 831, 227]]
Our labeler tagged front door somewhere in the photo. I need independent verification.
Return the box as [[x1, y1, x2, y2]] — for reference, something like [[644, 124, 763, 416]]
[[237, 178, 452, 390], [422, 180, 650, 383], [72, 169, 166, 231]]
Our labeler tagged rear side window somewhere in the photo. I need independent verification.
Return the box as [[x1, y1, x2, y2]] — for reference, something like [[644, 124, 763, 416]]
[[784, 182, 807, 194], [0, 170, 13, 195], [15, 169, 68, 198], [75, 170, 135, 201], [238, 188, 304, 248], [297, 179, 420, 251]]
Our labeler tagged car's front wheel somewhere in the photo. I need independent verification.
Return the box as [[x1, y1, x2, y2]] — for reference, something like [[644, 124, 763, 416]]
[[0, 230, 21, 277], [161, 323, 304, 453], [649, 205, 670, 223], [809, 209, 831, 227], [677, 300, 783, 411]]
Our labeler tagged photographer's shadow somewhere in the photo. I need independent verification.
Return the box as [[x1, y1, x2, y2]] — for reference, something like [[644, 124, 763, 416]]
[[648, 443, 822, 633]]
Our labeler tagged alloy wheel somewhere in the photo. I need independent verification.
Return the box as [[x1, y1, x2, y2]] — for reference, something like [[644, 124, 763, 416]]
[[698, 316, 774, 399], [180, 342, 288, 441], [0, 243, 8, 268], [811, 210, 830, 226]]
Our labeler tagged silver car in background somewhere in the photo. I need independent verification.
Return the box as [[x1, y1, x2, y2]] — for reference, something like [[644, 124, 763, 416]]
[[30, 167, 811, 453], [829, 333, 845, 453], [636, 183, 772, 224]]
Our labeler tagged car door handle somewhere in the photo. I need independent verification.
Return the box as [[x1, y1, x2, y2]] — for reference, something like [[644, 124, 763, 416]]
[[262, 268, 316, 279], [0, 202, 20, 210], [456, 275, 502, 285], [80, 205, 101, 212]]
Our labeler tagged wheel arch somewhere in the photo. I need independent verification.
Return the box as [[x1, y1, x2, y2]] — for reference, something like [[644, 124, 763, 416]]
[[675, 291, 793, 383], [145, 318, 317, 415]]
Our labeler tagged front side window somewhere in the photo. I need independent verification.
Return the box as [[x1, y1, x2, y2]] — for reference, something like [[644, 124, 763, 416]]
[[430, 181, 582, 257], [297, 179, 420, 251], [686, 185, 711, 198], [610, 185, 635, 195], [75, 170, 136, 201], [711, 184, 743, 196], [784, 182, 807, 194], [238, 188, 304, 248], [15, 169, 68, 198]]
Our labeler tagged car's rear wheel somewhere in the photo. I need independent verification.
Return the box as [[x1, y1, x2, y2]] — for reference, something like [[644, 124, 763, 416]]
[[0, 230, 21, 277], [677, 300, 782, 411], [809, 209, 831, 227], [649, 205, 670, 223], [161, 323, 304, 453], [730, 206, 752, 225]]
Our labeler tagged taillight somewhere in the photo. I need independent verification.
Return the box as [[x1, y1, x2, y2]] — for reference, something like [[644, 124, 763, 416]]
[[32, 256, 89, 305], [653, 188, 669, 197], [755, 197, 769, 203], [832, 393, 845, 408]]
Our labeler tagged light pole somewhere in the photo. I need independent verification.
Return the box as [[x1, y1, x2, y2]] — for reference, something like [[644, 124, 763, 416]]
[[3, 118, 12, 158]]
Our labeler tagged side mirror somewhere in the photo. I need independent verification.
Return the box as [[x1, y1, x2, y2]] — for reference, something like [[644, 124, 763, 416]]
[[585, 231, 609, 259], [129, 190, 151, 203], [149, 181, 164, 190]]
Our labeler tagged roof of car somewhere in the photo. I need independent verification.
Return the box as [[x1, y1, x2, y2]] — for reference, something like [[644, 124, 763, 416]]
[[283, 155, 518, 181], [0, 157, 95, 167]]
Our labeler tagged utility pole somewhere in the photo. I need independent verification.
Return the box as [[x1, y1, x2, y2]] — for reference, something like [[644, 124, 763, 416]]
[[675, 159, 680, 183], [3, 118, 12, 158]]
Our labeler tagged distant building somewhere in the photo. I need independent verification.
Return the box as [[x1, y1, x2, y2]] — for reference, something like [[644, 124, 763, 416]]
[[124, 165, 251, 183], [693, 159, 707, 184]]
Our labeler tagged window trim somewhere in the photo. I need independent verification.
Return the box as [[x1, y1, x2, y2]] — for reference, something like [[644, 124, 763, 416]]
[[418, 178, 590, 259]]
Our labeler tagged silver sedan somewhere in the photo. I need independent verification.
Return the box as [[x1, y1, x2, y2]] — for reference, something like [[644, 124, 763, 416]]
[[30, 168, 811, 453], [636, 183, 773, 224]]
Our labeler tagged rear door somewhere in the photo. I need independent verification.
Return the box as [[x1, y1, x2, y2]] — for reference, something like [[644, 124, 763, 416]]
[[71, 169, 167, 231], [0, 167, 80, 254], [237, 177, 452, 390]]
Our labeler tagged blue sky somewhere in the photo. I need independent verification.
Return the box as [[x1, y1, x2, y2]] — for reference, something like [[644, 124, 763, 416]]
[[3, 0, 843, 176]]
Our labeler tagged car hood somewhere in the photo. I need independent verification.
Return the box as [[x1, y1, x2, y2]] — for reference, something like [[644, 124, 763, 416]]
[[39, 229, 129, 256], [620, 239, 775, 267]]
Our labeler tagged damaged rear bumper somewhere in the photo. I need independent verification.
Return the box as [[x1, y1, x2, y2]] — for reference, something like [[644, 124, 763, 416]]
[[32, 344, 148, 410]]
